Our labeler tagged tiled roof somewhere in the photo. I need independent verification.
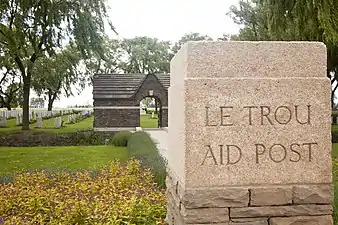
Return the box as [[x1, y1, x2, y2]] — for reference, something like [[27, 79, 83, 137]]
[[93, 73, 170, 99]]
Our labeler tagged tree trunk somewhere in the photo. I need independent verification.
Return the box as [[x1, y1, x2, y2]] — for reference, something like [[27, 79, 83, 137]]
[[5, 103, 11, 111], [47, 98, 54, 111], [47, 90, 57, 111], [22, 77, 31, 130]]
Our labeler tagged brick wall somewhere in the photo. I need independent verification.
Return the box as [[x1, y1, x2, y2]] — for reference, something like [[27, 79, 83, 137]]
[[94, 74, 168, 128]]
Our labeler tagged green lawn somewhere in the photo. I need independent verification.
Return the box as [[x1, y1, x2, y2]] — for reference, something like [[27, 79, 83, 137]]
[[1, 113, 159, 133], [0, 116, 94, 134], [0, 145, 128, 178], [140, 114, 158, 128]]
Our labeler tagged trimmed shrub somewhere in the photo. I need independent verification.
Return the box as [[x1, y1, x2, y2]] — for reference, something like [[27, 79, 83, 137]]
[[0, 160, 166, 224], [127, 132, 167, 188], [110, 131, 132, 147], [70, 131, 105, 145], [0, 131, 106, 147]]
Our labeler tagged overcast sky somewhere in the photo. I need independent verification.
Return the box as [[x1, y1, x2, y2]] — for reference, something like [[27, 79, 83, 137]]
[[51, 0, 240, 108]]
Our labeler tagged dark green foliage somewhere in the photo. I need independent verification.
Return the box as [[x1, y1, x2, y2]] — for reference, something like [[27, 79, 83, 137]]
[[110, 131, 132, 147], [127, 132, 167, 188], [70, 132, 105, 146]]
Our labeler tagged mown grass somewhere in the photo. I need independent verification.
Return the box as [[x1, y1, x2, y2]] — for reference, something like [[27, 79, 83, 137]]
[[1, 114, 158, 133], [140, 114, 158, 128], [0, 145, 128, 179], [0, 116, 94, 134]]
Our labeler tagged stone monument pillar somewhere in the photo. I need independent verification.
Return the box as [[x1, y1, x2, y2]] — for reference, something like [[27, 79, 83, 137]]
[[167, 41, 333, 225]]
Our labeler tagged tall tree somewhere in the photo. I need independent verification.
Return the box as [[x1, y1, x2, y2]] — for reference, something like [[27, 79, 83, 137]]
[[0, 0, 115, 129], [119, 36, 171, 74], [32, 46, 82, 111], [172, 33, 213, 54], [85, 38, 123, 83], [30, 97, 44, 108]]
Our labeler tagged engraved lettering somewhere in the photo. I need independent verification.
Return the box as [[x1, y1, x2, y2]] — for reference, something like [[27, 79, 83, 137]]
[[260, 106, 274, 125], [244, 106, 258, 125], [227, 145, 242, 165], [220, 106, 234, 126], [290, 143, 301, 162], [205, 106, 217, 126], [201, 145, 218, 165], [295, 105, 311, 125], [303, 142, 318, 162], [219, 145, 224, 165], [255, 144, 266, 163], [274, 106, 292, 124], [269, 144, 287, 163]]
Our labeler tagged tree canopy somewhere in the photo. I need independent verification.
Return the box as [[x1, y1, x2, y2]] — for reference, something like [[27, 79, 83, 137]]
[[32, 46, 82, 111], [119, 36, 171, 74], [171, 32, 213, 54], [0, 0, 115, 129]]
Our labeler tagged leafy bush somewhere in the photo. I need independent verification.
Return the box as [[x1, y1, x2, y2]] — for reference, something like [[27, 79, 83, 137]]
[[0, 160, 166, 224], [127, 132, 167, 188], [110, 131, 132, 147]]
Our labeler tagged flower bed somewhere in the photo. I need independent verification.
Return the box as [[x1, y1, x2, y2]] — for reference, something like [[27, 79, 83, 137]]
[[0, 160, 166, 224]]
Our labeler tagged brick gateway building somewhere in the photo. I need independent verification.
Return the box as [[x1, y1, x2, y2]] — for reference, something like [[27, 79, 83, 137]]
[[93, 73, 170, 131]]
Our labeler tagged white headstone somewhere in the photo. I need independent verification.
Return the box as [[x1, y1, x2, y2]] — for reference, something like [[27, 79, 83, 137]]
[[67, 115, 72, 123], [54, 117, 62, 128], [36, 117, 43, 128], [0, 117, 7, 127], [151, 111, 155, 118]]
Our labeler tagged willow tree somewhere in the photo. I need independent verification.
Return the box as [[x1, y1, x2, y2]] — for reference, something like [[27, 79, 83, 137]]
[[32, 46, 82, 111], [0, 0, 115, 130]]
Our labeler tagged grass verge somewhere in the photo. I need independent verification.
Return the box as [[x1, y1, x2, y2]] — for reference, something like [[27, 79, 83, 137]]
[[127, 131, 167, 188]]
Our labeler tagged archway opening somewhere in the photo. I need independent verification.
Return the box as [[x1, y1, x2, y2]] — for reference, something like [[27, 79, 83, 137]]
[[139, 96, 162, 128]]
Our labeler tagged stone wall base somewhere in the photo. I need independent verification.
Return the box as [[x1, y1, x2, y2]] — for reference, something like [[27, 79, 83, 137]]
[[166, 173, 333, 225]]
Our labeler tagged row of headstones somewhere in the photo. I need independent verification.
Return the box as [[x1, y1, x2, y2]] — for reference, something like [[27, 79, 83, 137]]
[[0, 110, 94, 128], [0, 109, 75, 119]]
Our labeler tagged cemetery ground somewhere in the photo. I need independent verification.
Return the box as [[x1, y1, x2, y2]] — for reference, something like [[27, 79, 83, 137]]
[[0, 110, 166, 224]]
